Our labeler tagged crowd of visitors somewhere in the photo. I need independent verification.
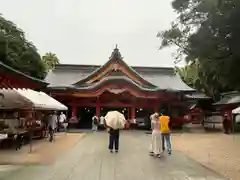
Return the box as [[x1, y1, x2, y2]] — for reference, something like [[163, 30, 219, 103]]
[[89, 111, 172, 156]]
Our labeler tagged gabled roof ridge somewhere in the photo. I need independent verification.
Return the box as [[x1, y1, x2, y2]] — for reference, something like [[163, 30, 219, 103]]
[[72, 46, 159, 87]]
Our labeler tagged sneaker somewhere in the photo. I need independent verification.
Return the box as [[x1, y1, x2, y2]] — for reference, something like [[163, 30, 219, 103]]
[[168, 151, 172, 155], [115, 150, 118, 153], [149, 152, 154, 155], [156, 153, 164, 158], [110, 150, 113, 153]]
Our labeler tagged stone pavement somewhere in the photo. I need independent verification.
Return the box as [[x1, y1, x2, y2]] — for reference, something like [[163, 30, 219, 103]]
[[2, 131, 225, 180], [173, 133, 240, 180], [0, 133, 84, 165]]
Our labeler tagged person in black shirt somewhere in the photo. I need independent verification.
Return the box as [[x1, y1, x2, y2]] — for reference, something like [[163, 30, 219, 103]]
[[14, 133, 23, 151], [104, 118, 120, 153], [108, 128, 120, 153], [223, 114, 231, 134]]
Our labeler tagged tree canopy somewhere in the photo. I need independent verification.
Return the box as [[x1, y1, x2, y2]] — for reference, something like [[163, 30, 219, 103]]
[[42, 52, 60, 72], [0, 14, 47, 79], [158, 0, 240, 96]]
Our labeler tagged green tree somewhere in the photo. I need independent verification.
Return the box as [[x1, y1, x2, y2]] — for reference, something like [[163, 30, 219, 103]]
[[0, 14, 46, 79], [158, 0, 240, 95], [176, 62, 201, 90], [176, 61, 222, 97], [42, 52, 60, 71]]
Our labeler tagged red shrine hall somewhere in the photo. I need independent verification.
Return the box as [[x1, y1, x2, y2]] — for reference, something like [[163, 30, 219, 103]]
[[46, 47, 195, 128]]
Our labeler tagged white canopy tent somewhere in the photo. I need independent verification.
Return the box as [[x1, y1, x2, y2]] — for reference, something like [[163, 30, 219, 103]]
[[232, 107, 240, 123], [0, 88, 68, 110], [232, 107, 240, 114]]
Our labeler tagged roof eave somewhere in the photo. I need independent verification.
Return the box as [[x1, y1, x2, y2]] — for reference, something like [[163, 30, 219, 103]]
[[76, 76, 159, 92], [0, 61, 49, 86]]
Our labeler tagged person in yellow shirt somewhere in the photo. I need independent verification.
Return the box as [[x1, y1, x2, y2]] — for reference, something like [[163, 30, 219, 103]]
[[159, 112, 172, 155]]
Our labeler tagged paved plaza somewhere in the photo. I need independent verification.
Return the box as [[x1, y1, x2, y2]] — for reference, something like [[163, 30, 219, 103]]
[[1, 131, 225, 180], [173, 132, 240, 180], [0, 133, 84, 165]]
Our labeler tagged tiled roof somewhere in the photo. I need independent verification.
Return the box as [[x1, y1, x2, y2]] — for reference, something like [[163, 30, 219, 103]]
[[213, 92, 240, 105], [46, 64, 194, 92], [45, 46, 194, 92], [185, 92, 211, 99]]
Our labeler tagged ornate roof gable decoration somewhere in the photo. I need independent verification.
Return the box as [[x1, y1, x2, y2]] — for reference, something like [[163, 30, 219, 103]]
[[87, 45, 127, 83], [109, 45, 122, 72], [73, 45, 157, 88], [109, 44, 123, 62]]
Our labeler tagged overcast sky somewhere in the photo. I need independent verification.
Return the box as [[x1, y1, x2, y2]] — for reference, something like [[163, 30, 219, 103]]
[[0, 0, 181, 67]]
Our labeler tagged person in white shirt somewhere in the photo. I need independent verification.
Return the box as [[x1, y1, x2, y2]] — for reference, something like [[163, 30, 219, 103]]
[[99, 116, 105, 130], [59, 112, 68, 133], [92, 115, 99, 131], [100, 116, 104, 125], [59, 112, 66, 124]]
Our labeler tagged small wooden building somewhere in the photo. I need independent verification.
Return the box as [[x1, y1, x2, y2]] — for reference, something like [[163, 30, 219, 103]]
[[213, 91, 240, 118], [184, 92, 212, 124], [212, 91, 240, 132]]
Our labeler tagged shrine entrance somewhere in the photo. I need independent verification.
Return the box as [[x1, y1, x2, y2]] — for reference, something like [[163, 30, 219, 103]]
[[75, 106, 131, 129], [100, 107, 130, 120], [135, 108, 153, 119], [77, 107, 96, 129]]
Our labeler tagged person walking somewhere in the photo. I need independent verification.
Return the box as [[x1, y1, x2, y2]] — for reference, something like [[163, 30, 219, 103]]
[[160, 113, 172, 155], [48, 112, 58, 142], [59, 112, 66, 126], [92, 115, 99, 131], [103, 114, 120, 153], [14, 133, 23, 151], [99, 115, 105, 130], [59, 112, 67, 132], [149, 112, 163, 157], [108, 127, 120, 153], [104, 111, 125, 153]]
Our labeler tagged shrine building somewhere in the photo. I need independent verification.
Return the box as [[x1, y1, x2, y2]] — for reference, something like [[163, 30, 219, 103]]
[[45, 47, 195, 128], [0, 61, 48, 89]]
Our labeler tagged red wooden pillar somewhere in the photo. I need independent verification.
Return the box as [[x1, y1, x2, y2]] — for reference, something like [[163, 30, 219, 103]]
[[70, 102, 77, 124], [131, 106, 135, 121], [96, 97, 100, 119], [154, 100, 160, 113], [128, 107, 130, 120], [71, 103, 77, 118], [125, 108, 130, 130], [168, 103, 171, 116]]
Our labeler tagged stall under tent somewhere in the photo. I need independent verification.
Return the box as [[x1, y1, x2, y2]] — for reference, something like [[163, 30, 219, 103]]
[[0, 88, 68, 151]]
